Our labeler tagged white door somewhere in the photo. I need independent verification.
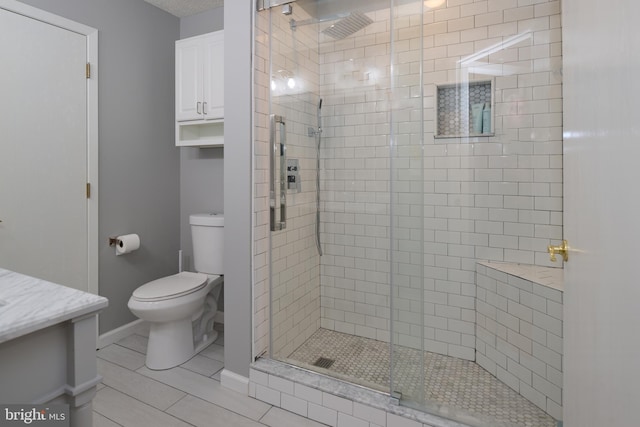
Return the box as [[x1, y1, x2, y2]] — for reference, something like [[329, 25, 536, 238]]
[[0, 8, 88, 291], [563, 1, 640, 425]]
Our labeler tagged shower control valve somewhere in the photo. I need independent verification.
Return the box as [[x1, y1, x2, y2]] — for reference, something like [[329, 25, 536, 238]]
[[287, 159, 301, 193]]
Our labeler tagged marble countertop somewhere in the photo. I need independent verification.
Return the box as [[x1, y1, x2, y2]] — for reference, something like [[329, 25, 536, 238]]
[[0, 268, 108, 344], [478, 261, 564, 291]]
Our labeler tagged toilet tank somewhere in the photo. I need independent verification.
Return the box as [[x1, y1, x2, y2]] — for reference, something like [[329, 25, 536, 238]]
[[190, 213, 224, 275]]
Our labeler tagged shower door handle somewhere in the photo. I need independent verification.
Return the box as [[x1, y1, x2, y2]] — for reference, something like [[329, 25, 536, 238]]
[[270, 114, 287, 231]]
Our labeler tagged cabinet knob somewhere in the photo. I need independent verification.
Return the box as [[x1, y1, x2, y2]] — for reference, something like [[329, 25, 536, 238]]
[[197, 102, 202, 115]]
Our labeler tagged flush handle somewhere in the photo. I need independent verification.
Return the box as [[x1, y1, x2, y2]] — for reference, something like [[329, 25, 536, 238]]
[[547, 240, 569, 263]]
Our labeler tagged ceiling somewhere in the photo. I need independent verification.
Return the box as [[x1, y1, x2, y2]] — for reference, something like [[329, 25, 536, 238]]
[[143, 0, 224, 18]]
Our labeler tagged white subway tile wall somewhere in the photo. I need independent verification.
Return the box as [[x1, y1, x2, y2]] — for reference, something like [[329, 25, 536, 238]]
[[254, 7, 323, 359], [249, 365, 438, 427], [318, 0, 562, 360], [254, 8, 271, 359], [319, 3, 428, 362], [254, 0, 563, 373], [476, 262, 563, 420]]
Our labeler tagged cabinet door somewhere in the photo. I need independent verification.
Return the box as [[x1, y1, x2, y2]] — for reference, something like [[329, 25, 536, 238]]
[[176, 37, 204, 122], [203, 31, 224, 120]]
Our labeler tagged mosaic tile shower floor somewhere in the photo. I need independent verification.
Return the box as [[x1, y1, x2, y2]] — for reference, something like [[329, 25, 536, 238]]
[[285, 328, 556, 427]]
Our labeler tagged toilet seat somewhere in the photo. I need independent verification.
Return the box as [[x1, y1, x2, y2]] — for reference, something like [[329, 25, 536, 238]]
[[132, 271, 208, 302]]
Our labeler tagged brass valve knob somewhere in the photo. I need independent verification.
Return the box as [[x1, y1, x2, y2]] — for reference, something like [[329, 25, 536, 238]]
[[547, 240, 568, 263]]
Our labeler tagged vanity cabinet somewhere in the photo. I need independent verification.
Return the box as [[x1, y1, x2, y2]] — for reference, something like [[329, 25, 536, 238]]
[[176, 30, 224, 146], [0, 268, 108, 427]]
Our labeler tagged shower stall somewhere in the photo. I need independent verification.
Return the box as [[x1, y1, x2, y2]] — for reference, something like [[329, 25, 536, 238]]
[[253, 1, 564, 426]]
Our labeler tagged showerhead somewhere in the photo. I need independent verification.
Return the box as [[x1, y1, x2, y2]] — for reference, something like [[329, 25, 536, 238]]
[[321, 11, 373, 40]]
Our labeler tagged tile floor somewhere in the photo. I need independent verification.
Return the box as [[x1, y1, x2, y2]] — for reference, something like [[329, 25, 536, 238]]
[[94, 326, 556, 427], [286, 329, 556, 427], [93, 326, 328, 427]]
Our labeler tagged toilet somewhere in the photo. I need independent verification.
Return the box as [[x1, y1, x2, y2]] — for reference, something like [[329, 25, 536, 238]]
[[128, 213, 224, 370]]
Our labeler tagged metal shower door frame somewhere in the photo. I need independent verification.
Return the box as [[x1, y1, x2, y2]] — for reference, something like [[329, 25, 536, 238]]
[[257, 0, 296, 11]]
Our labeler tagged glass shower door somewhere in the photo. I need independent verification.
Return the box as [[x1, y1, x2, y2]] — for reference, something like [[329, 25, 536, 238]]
[[389, 0, 425, 406], [266, 4, 322, 362], [260, 0, 428, 400]]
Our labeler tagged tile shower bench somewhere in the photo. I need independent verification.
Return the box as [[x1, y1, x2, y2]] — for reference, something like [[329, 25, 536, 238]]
[[475, 262, 563, 421], [0, 268, 108, 427]]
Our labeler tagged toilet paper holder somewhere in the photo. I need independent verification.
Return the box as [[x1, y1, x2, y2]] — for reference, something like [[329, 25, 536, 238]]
[[109, 234, 141, 255]]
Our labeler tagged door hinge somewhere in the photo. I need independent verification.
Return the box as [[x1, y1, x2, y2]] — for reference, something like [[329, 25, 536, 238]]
[[86, 183, 91, 199], [86, 63, 91, 79]]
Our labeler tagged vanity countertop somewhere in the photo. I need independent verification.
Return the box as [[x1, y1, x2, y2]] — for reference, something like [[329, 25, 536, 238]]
[[0, 268, 108, 344]]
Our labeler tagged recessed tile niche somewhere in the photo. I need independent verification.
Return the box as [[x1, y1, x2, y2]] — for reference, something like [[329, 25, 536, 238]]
[[436, 80, 494, 138]]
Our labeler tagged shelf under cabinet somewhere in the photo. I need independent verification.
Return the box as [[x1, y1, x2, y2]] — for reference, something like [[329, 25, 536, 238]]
[[176, 120, 224, 147]]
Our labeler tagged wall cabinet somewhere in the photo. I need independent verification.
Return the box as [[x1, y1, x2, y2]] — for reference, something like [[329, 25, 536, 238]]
[[176, 30, 224, 146]]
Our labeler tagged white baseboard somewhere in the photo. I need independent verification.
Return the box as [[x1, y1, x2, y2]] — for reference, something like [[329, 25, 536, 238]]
[[220, 369, 249, 395], [98, 319, 148, 349]]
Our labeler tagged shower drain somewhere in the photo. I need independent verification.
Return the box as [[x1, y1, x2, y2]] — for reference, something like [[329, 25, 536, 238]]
[[312, 357, 335, 369]]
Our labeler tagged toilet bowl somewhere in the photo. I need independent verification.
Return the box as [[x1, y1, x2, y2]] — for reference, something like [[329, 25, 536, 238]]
[[127, 213, 224, 370]]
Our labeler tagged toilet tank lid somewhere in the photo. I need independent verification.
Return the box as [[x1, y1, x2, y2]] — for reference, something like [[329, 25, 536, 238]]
[[190, 213, 224, 226]]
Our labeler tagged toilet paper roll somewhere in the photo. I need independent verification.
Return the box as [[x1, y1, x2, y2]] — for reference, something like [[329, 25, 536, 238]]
[[116, 234, 140, 256]]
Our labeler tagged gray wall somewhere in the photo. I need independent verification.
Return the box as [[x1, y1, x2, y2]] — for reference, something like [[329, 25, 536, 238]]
[[178, 7, 225, 273], [180, 6, 224, 39], [223, 0, 253, 379], [18, 0, 180, 334], [178, 148, 224, 272]]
